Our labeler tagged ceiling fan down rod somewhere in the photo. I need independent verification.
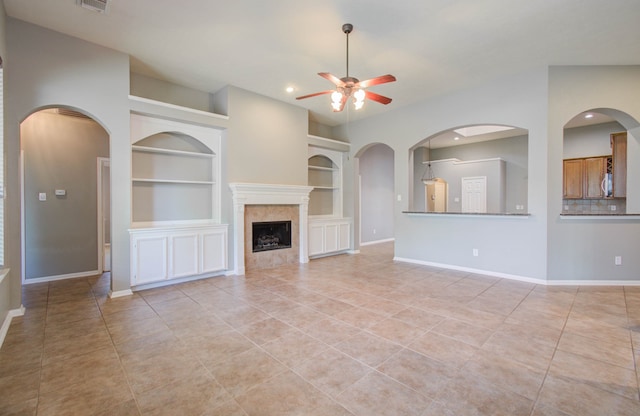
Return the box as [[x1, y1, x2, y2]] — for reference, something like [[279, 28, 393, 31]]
[[343, 23, 353, 78]]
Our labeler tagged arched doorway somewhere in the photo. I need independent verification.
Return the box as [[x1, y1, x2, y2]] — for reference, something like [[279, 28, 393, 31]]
[[20, 107, 110, 283], [356, 143, 395, 246]]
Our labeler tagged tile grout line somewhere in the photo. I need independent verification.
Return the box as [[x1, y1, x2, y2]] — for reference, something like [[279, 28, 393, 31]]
[[622, 286, 640, 401], [99, 286, 145, 416], [528, 287, 578, 416]]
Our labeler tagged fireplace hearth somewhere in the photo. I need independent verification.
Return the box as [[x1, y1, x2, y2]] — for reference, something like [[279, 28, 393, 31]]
[[252, 221, 292, 252]]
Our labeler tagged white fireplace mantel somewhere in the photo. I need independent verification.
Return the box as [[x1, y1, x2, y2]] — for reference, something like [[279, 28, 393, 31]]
[[229, 183, 313, 275]]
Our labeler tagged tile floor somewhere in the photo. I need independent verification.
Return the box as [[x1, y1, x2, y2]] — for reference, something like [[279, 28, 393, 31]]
[[1, 242, 640, 415]]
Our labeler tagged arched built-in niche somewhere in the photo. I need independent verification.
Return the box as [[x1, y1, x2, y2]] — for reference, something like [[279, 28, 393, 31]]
[[410, 125, 529, 214], [308, 153, 339, 217], [130, 114, 222, 226], [128, 113, 227, 289], [562, 108, 640, 214], [132, 132, 215, 224], [21, 106, 110, 282]]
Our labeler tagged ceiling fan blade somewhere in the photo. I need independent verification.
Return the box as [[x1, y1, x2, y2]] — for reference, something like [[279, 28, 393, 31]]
[[318, 72, 345, 87], [357, 74, 396, 88], [296, 90, 333, 100], [364, 90, 393, 105]]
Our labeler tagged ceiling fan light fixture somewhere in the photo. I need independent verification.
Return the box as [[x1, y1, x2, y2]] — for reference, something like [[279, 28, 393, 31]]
[[296, 24, 396, 112], [331, 90, 343, 111], [353, 89, 365, 110]]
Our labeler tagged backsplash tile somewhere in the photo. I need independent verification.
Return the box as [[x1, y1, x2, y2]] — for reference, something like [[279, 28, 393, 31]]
[[562, 199, 626, 214]]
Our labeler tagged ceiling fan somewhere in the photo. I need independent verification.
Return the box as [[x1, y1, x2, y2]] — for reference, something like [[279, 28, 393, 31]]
[[296, 23, 396, 112]]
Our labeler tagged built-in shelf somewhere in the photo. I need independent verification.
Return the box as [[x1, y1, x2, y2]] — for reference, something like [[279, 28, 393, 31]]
[[312, 186, 338, 190], [308, 165, 338, 172], [132, 145, 214, 158], [307, 135, 351, 152], [132, 178, 215, 185], [131, 113, 222, 225], [129, 95, 229, 121]]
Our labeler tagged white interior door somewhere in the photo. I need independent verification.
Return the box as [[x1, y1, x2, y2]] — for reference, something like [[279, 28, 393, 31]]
[[425, 181, 448, 212], [98, 158, 111, 272], [461, 176, 487, 213]]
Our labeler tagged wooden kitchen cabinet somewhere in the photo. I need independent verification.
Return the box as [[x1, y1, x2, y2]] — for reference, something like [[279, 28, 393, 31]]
[[563, 132, 627, 201], [563, 156, 610, 199], [563, 158, 584, 199], [611, 132, 627, 198], [584, 157, 606, 198]]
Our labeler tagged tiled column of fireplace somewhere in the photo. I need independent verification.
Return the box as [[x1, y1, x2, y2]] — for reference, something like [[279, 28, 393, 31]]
[[229, 183, 313, 275]]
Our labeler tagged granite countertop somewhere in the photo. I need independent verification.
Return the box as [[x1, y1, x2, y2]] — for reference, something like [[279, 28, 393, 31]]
[[560, 212, 640, 216], [403, 211, 530, 216]]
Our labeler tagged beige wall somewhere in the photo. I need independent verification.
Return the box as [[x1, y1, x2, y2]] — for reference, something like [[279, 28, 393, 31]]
[[547, 66, 640, 281], [6, 19, 131, 295], [225, 86, 308, 185]]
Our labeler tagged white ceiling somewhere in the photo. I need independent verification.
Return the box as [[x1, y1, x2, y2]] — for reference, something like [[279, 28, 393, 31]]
[[4, 0, 640, 127]]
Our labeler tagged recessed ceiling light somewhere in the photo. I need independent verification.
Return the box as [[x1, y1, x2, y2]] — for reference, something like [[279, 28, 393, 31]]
[[286, 86, 295, 93], [454, 137, 460, 141], [584, 113, 594, 119]]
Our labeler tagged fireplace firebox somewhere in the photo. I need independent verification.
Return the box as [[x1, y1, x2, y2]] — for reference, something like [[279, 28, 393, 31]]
[[252, 221, 292, 252]]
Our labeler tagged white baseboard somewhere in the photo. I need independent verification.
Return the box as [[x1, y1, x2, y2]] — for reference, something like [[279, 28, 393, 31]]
[[23, 269, 101, 285], [360, 238, 395, 247], [394, 257, 547, 285], [108, 289, 133, 299], [545, 279, 640, 286], [0, 305, 25, 349], [130, 271, 228, 292], [393, 257, 640, 286]]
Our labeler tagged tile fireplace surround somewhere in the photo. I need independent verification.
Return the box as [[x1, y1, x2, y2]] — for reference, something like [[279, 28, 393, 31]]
[[229, 183, 313, 275]]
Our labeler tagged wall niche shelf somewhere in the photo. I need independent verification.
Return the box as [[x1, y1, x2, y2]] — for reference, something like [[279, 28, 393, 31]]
[[129, 113, 227, 288], [128, 95, 229, 128], [308, 152, 341, 216], [307, 140, 352, 258], [131, 144, 215, 158], [131, 178, 215, 185]]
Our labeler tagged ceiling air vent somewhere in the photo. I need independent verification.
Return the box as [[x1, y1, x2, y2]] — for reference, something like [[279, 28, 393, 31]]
[[76, 0, 109, 13]]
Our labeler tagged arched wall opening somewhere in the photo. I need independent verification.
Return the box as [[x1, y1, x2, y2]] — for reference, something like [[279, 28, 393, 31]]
[[409, 124, 529, 214], [561, 108, 640, 214], [355, 143, 394, 246], [20, 106, 111, 283]]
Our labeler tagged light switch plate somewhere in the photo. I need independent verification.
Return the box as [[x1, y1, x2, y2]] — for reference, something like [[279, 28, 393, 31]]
[[39, 192, 46, 201]]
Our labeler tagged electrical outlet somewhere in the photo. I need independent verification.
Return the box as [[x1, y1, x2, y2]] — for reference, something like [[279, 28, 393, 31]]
[[615, 256, 622, 266], [38, 192, 47, 201], [473, 248, 479, 257]]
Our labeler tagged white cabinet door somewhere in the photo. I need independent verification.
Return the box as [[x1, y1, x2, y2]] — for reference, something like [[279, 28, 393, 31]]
[[131, 225, 228, 287], [325, 223, 339, 253], [338, 222, 350, 251], [170, 233, 199, 278], [309, 223, 325, 256], [309, 219, 351, 257], [132, 235, 168, 285], [201, 229, 227, 273]]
